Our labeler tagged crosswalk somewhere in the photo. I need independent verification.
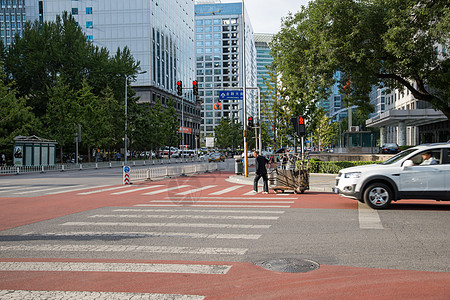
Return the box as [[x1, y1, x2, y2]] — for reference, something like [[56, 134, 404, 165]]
[[0, 198, 287, 298], [0, 183, 297, 197]]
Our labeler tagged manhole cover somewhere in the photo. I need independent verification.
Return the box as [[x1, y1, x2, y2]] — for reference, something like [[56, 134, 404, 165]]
[[258, 258, 320, 273]]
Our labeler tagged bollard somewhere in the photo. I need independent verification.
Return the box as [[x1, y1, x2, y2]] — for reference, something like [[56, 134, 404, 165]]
[[16, 167, 20, 175], [109, 162, 112, 168], [79, 164, 83, 170], [61, 165, 65, 172], [41, 166, 45, 173], [95, 163, 98, 169]]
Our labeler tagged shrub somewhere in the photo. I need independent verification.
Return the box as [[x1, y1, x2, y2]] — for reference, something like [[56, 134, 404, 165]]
[[298, 160, 378, 174]]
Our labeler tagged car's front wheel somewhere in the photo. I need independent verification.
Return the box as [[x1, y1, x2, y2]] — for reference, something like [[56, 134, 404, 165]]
[[363, 183, 392, 209]]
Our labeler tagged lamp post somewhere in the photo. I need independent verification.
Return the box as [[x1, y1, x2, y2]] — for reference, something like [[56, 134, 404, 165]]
[[125, 71, 147, 164]]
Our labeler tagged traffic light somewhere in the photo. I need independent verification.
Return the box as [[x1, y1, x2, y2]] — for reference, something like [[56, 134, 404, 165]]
[[291, 116, 306, 136], [247, 116, 254, 129], [176, 81, 182, 96], [193, 80, 198, 95]]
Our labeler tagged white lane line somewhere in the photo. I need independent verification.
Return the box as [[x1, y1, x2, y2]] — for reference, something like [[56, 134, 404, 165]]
[[176, 185, 217, 195], [78, 185, 134, 195], [358, 202, 384, 229], [89, 214, 279, 220], [111, 185, 164, 195], [0, 261, 231, 274], [13, 185, 84, 195], [0, 290, 205, 300], [135, 204, 291, 208], [0, 244, 248, 255], [114, 208, 285, 214], [142, 185, 190, 195], [151, 200, 294, 204], [208, 185, 245, 195], [167, 196, 297, 200], [62, 221, 271, 229], [23, 231, 262, 240], [46, 185, 111, 195], [0, 186, 31, 191]]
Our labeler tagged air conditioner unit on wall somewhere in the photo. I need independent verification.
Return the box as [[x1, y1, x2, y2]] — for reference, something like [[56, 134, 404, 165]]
[[350, 126, 359, 132]]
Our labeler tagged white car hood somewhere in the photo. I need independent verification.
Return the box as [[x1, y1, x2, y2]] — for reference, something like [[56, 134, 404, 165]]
[[339, 163, 386, 174]]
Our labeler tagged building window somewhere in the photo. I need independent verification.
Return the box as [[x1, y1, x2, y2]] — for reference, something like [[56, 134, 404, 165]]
[[86, 21, 93, 28], [72, 8, 78, 15], [86, 35, 93, 42], [86, 7, 92, 14]]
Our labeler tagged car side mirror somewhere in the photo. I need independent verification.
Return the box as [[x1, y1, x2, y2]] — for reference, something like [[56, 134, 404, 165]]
[[403, 160, 414, 169]]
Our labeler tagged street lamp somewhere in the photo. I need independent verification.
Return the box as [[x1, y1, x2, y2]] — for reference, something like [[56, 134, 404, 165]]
[[125, 70, 147, 164]]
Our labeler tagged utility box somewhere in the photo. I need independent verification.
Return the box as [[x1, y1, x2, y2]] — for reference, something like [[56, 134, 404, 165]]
[[13, 135, 57, 166]]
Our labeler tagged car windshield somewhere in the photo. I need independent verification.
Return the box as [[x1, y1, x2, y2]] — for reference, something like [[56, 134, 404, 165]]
[[381, 148, 417, 165]]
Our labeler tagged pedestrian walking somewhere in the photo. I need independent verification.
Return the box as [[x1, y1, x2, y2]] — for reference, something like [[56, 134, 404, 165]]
[[253, 150, 269, 194], [1, 153, 5, 166]]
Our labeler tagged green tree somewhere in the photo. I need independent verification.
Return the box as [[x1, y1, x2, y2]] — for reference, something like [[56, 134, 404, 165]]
[[214, 118, 243, 150], [311, 110, 338, 150], [162, 99, 181, 150], [271, 0, 450, 120]]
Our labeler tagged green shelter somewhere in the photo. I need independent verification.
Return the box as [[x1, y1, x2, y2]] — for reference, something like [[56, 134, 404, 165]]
[[13, 135, 57, 166]]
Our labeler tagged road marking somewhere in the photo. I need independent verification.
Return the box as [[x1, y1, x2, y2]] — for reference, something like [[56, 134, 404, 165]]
[[46, 185, 111, 195], [23, 231, 262, 240], [358, 202, 384, 229], [0, 244, 248, 255], [151, 200, 294, 204], [0, 290, 205, 300], [176, 185, 217, 195], [142, 185, 190, 195], [89, 214, 279, 220], [0, 261, 232, 274], [77, 185, 134, 195], [114, 208, 285, 214], [110, 185, 164, 195], [13, 185, 85, 195], [208, 185, 245, 195], [135, 204, 291, 208], [167, 196, 297, 200], [62, 221, 271, 229]]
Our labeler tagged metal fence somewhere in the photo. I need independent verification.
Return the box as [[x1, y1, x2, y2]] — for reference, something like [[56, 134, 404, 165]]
[[0, 157, 208, 175], [129, 163, 218, 183]]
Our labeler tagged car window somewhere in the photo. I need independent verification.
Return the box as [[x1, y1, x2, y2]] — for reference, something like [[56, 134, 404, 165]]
[[382, 148, 417, 165], [409, 149, 441, 165]]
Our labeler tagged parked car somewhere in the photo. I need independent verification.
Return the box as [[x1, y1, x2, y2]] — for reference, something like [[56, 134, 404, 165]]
[[379, 143, 401, 154], [333, 143, 450, 209]]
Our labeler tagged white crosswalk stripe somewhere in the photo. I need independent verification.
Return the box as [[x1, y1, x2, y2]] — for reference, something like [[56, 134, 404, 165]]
[[114, 208, 285, 214], [176, 185, 217, 195], [22, 231, 262, 240], [89, 214, 279, 220], [46, 185, 111, 195], [142, 185, 190, 195], [77, 185, 134, 195], [0, 261, 232, 274], [0, 290, 205, 300], [135, 204, 291, 208], [150, 200, 294, 204], [208, 185, 244, 195], [13, 185, 85, 195], [110, 185, 164, 195], [62, 221, 271, 229], [0, 244, 248, 255]]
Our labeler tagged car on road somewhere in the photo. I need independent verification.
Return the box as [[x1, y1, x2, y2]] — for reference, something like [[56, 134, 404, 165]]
[[379, 143, 401, 154], [333, 143, 450, 209], [208, 152, 225, 163]]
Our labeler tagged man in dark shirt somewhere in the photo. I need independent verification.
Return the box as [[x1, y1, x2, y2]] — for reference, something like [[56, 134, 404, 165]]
[[253, 150, 269, 194]]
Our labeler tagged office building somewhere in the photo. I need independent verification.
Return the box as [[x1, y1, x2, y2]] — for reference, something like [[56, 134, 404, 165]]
[[194, 1, 257, 143], [40, 0, 201, 149]]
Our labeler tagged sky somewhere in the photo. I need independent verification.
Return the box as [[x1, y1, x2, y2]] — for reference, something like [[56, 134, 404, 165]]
[[220, 0, 311, 34]]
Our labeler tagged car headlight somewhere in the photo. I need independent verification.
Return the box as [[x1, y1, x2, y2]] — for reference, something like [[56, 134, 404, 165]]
[[344, 172, 361, 178]]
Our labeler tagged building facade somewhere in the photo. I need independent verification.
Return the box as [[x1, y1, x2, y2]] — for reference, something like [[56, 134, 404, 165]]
[[0, 0, 36, 47], [194, 1, 257, 144], [40, 0, 201, 149]]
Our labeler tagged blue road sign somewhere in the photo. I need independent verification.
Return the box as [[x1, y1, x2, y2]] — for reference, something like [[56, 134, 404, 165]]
[[219, 90, 243, 101], [123, 166, 130, 173]]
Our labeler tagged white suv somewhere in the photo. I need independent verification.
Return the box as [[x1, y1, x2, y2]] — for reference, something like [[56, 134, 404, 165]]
[[333, 143, 450, 209]]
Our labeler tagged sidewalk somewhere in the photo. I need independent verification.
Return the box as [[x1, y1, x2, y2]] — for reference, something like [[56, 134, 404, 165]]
[[227, 173, 336, 193]]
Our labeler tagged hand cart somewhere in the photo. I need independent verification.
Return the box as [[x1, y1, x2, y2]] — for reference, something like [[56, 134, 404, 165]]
[[269, 153, 309, 194]]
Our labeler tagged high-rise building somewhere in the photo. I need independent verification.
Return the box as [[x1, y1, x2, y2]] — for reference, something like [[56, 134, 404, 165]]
[[0, 0, 38, 47], [39, 0, 201, 149], [194, 1, 257, 144], [254, 33, 274, 137]]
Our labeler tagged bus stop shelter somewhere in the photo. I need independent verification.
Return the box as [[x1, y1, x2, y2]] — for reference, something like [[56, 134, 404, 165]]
[[13, 135, 57, 166]]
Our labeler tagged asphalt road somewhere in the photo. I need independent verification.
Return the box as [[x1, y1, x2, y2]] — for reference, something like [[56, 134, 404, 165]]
[[0, 160, 449, 299]]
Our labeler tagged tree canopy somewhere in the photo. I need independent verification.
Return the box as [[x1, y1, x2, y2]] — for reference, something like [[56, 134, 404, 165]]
[[271, 0, 450, 120]]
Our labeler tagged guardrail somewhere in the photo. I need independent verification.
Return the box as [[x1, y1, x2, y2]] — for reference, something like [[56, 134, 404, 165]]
[[0, 157, 208, 175], [129, 163, 218, 183]]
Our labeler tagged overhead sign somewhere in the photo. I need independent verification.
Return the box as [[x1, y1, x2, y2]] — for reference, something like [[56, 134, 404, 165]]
[[219, 90, 243, 101], [178, 127, 192, 134]]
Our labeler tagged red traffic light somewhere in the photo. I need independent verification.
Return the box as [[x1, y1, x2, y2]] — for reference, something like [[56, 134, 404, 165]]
[[177, 81, 182, 86], [192, 81, 197, 86], [298, 116, 304, 125]]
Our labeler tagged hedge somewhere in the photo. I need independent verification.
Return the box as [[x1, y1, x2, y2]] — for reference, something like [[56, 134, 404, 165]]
[[297, 159, 379, 174]]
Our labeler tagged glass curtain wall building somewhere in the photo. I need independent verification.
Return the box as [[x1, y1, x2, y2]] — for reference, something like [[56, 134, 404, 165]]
[[40, 0, 201, 149], [0, 0, 34, 47], [195, 1, 257, 144]]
